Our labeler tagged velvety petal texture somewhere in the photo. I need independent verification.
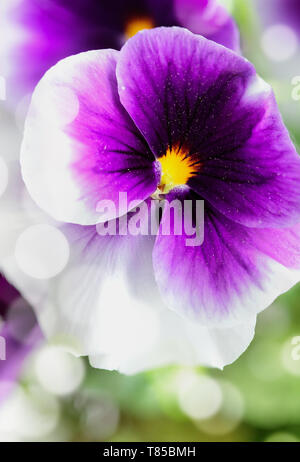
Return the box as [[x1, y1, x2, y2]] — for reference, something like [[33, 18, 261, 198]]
[[117, 27, 300, 228], [21, 49, 158, 225], [153, 190, 300, 326]]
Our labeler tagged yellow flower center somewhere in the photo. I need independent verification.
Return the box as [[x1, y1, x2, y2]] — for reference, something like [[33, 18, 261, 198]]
[[156, 145, 198, 195], [125, 16, 154, 39]]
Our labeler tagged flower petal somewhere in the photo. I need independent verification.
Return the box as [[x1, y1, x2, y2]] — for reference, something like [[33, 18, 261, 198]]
[[207, 15, 240, 52], [2, 204, 161, 358], [117, 27, 300, 228], [2, 204, 255, 373], [21, 49, 158, 225], [153, 190, 300, 327], [174, 0, 240, 51], [89, 315, 256, 374]]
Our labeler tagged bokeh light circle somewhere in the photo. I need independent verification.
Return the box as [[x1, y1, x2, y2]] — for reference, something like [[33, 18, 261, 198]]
[[196, 381, 244, 435], [177, 371, 222, 420], [78, 394, 120, 440], [261, 24, 298, 62], [15, 224, 69, 279], [35, 345, 85, 396], [0, 383, 60, 440]]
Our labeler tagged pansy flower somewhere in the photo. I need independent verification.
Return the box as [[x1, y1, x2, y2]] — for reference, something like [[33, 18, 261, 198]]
[[4, 27, 300, 373], [2, 0, 240, 102]]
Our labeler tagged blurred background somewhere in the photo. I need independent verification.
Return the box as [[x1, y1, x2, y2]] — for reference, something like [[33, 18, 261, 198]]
[[1, 0, 300, 442]]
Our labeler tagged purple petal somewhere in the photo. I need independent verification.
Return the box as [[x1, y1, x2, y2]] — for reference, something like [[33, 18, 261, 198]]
[[117, 27, 300, 228], [207, 16, 240, 52], [153, 189, 300, 327], [189, 90, 300, 229], [174, 0, 240, 51], [21, 49, 158, 225]]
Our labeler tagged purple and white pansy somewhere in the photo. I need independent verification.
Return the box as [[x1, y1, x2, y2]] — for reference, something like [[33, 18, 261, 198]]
[[3, 26, 300, 373]]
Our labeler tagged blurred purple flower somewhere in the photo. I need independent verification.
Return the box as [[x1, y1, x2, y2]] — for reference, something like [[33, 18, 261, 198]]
[[3, 0, 240, 101], [8, 27, 300, 373], [0, 274, 42, 403]]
